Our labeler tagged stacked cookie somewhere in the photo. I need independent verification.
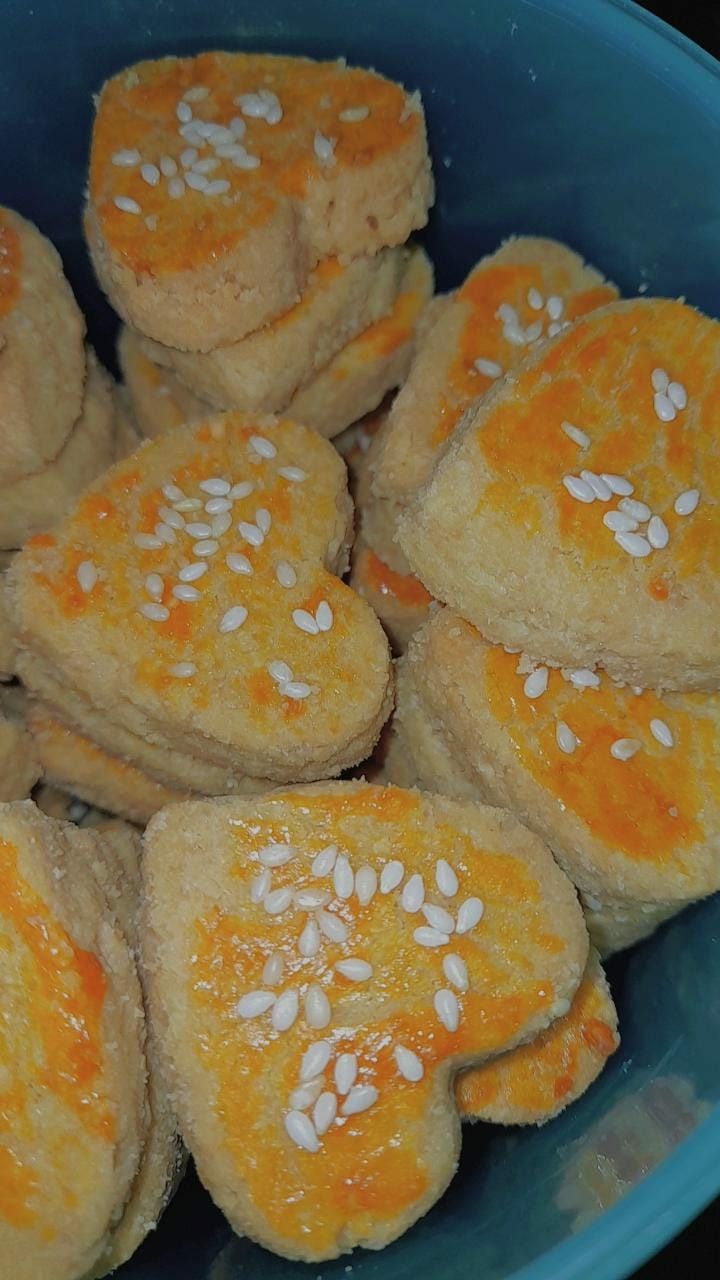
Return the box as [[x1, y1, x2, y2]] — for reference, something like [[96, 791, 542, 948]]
[[351, 236, 618, 651], [383, 296, 720, 953], [86, 51, 434, 440], [0, 207, 137, 556]]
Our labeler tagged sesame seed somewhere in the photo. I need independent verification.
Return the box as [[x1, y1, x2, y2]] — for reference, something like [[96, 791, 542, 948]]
[[184, 521, 212, 539], [226, 552, 253, 575], [317, 910, 348, 943], [208, 124, 237, 144], [236, 91, 268, 117], [580, 470, 613, 501], [293, 608, 320, 635], [162, 483, 184, 501], [610, 737, 641, 761], [556, 720, 578, 754], [263, 887, 293, 915], [341, 1085, 378, 1116], [379, 860, 404, 894], [197, 476, 229, 497], [546, 295, 564, 320], [334, 1053, 358, 1095], [114, 195, 142, 214], [568, 668, 600, 689], [300, 1040, 332, 1082], [173, 584, 200, 602], [614, 531, 652, 558], [562, 475, 596, 503], [619, 497, 651, 522], [215, 143, 248, 160], [185, 170, 208, 191], [180, 147, 198, 168], [524, 666, 548, 699], [278, 466, 307, 482], [193, 539, 219, 557], [294, 887, 331, 911], [262, 952, 284, 984], [204, 179, 231, 197], [650, 718, 674, 748], [315, 601, 333, 632], [284, 1110, 320, 1153], [289, 1078, 324, 1111], [313, 130, 337, 164], [176, 100, 193, 123], [561, 421, 590, 449], [249, 434, 276, 459], [255, 507, 271, 535], [647, 515, 669, 549], [178, 562, 207, 583], [167, 177, 185, 199], [503, 322, 528, 347], [394, 1045, 424, 1082], [168, 662, 196, 678], [333, 855, 354, 900], [674, 488, 700, 516], [76, 560, 97, 593], [443, 953, 469, 992], [112, 148, 140, 166], [312, 845, 338, 877], [413, 926, 449, 948], [206, 498, 231, 519], [159, 506, 185, 530], [235, 989, 275, 1018], [435, 860, 458, 898], [159, 155, 178, 177], [299, 917, 321, 957], [233, 150, 261, 170], [654, 391, 676, 422], [192, 157, 220, 174], [178, 122, 202, 142], [140, 162, 160, 186], [547, 321, 563, 337], [497, 303, 518, 325], [313, 1092, 337, 1134], [259, 843, 294, 868], [304, 984, 331, 1029], [456, 897, 484, 934], [268, 660, 293, 684], [355, 865, 378, 907], [183, 85, 210, 102], [527, 287, 544, 311], [474, 357, 503, 379], [230, 116, 247, 137], [173, 497, 202, 512], [603, 510, 639, 533], [651, 368, 669, 393], [271, 989, 299, 1032], [145, 573, 164, 599], [667, 381, 687, 410], [139, 602, 169, 622], [283, 681, 312, 700], [154, 522, 177, 545], [339, 105, 370, 122], [276, 560, 297, 588], [335, 959, 372, 982], [250, 868, 271, 903], [524, 319, 543, 342], [434, 989, 460, 1033], [229, 480, 254, 500], [218, 605, 248, 633], [237, 521, 264, 547], [422, 903, 455, 933], [401, 873, 425, 914], [601, 474, 634, 497]]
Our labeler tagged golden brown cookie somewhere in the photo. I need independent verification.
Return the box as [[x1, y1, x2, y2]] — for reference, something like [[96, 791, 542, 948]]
[[142, 782, 587, 1261], [0, 207, 86, 486], [86, 52, 433, 349], [350, 540, 432, 654], [399, 299, 720, 692], [9, 412, 392, 783], [0, 714, 40, 800], [119, 326, 210, 438]]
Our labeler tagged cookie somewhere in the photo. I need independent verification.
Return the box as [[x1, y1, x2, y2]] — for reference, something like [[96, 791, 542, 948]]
[[0, 714, 39, 800], [0, 570, 15, 678], [350, 539, 432, 654], [9, 412, 393, 783], [119, 326, 210, 438], [112, 383, 143, 459], [399, 298, 720, 693], [86, 52, 433, 350], [33, 784, 109, 827], [456, 948, 618, 1125], [398, 610, 720, 954], [372, 237, 616, 511], [25, 700, 189, 824], [141, 247, 409, 411], [0, 207, 86, 486], [142, 782, 587, 1261], [0, 801, 146, 1280], [0, 352, 117, 549]]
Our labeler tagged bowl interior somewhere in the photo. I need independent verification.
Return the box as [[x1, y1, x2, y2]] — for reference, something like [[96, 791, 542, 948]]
[[3, 0, 720, 1276]]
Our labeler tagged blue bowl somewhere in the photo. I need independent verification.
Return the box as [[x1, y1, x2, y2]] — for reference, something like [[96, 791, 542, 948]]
[[4, 1, 719, 1276]]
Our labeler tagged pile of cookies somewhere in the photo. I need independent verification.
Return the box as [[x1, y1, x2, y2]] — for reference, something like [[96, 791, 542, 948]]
[[1, 42, 717, 1277]]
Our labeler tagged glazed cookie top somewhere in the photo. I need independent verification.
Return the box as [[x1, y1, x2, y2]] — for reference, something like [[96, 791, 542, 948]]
[[143, 783, 587, 1261], [372, 237, 617, 503], [0, 209, 21, 319], [9, 414, 392, 781], [399, 299, 720, 691], [89, 52, 428, 277]]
